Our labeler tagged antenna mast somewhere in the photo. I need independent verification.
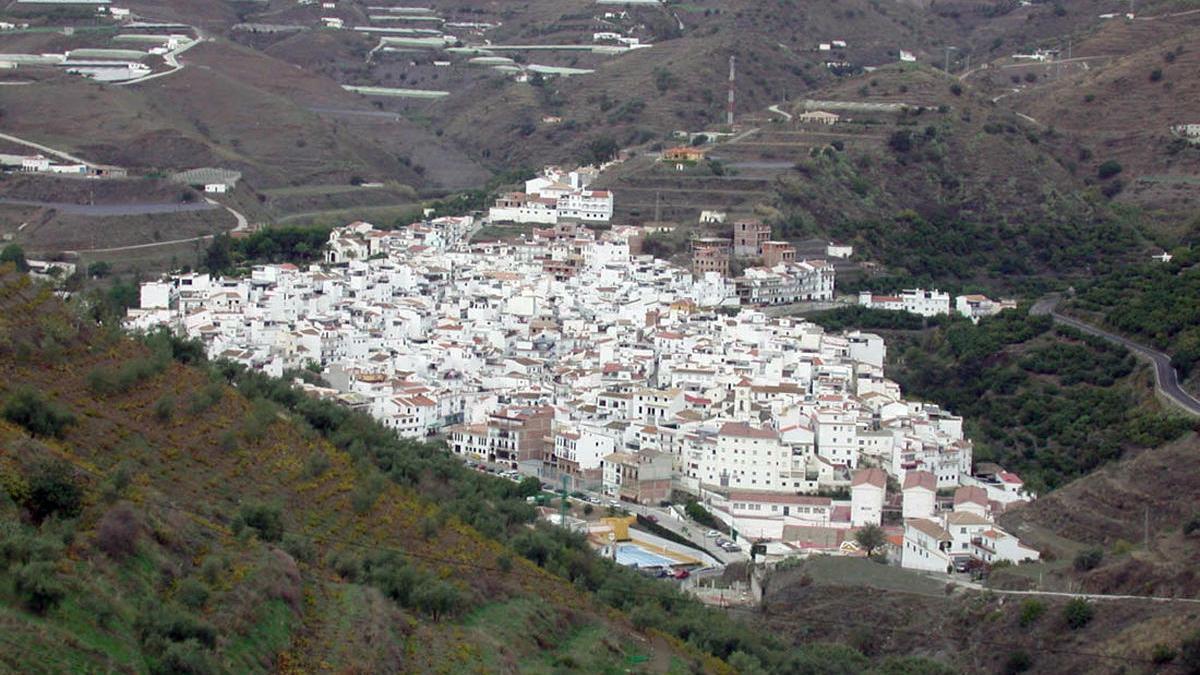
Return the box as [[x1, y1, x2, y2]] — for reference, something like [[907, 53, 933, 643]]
[[727, 55, 736, 127]]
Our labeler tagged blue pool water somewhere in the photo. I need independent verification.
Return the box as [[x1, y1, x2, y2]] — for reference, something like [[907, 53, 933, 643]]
[[615, 543, 677, 568]]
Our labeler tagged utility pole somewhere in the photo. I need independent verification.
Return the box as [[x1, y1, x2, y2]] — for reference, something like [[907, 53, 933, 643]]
[[654, 190, 661, 223]]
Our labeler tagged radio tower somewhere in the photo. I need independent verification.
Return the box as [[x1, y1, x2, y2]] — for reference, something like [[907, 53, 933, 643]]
[[727, 55, 736, 127]]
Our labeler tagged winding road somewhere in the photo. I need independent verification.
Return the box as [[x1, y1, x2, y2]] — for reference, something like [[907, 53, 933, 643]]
[[767, 104, 793, 121], [0, 197, 218, 216], [1032, 295, 1200, 417], [60, 199, 251, 255], [115, 31, 204, 86]]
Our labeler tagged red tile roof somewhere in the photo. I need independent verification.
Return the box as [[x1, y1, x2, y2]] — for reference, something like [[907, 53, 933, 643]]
[[718, 422, 778, 440], [902, 470, 936, 491], [954, 486, 989, 506], [851, 467, 887, 489]]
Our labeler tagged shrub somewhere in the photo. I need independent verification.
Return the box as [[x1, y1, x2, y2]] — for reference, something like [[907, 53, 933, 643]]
[[96, 502, 140, 561], [0, 244, 30, 272], [351, 471, 386, 515], [1017, 598, 1045, 627], [236, 502, 283, 542], [888, 131, 913, 153], [1063, 598, 1094, 629], [101, 463, 132, 503], [330, 551, 362, 581], [630, 602, 667, 631], [411, 579, 463, 621], [1151, 643, 1177, 664], [87, 357, 167, 396], [176, 578, 210, 611], [1180, 630, 1200, 673], [1150, 68, 1163, 82], [187, 382, 224, 413], [1097, 160, 1123, 180], [199, 555, 226, 585], [14, 561, 66, 613], [282, 534, 316, 564], [153, 396, 175, 423], [1182, 515, 1200, 536], [152, 639, 216, 675], [3, 389, 75, 438], [685, 500, 721, 530], [136, 603, 217, 650], [303, 451, 331, 479], [25, 459, 83, 523], [1003, 650, 1032, 674], [949, 83, 963, 96], [1073, 547, 1103, 572]]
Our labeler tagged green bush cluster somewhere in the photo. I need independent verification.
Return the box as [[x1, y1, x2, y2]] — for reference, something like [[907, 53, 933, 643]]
[[1072, 253, 1200, 379], [1063, 598, 1094, 629], [234, 501, 284, 542], [891, 311, 1193, 492], [3, 388, 75, 439], [87, 355, 168, 396]]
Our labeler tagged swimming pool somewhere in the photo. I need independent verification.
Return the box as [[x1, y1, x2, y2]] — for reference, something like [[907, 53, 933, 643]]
[[615, 543, 677, 568]]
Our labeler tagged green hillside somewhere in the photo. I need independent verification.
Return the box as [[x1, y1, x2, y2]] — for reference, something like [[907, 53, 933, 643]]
[[0, 269, 718, 673]]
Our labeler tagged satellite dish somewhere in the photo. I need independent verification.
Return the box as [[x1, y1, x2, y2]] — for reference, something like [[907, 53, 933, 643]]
[[607, 532, 616, 541]]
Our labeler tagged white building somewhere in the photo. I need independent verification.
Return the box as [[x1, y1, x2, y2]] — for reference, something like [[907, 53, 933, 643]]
[[902, 470, 936, 520], [955, 294, 1016, 323], [850, 467, 886, 527], [859, 289, 951, 317], [901, 518, 952, 572], [734, 261, 835, 306]]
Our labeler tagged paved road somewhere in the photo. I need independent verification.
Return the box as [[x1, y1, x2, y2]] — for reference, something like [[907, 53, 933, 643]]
[[1033, 295, 1200, 416], [767, 104, 793, 121], [0, 198, 218, 217], [62, 201, 248, 254], [0, 131, 100, 168], [939, 572, 1200, 604], [309, 106, 402, 121], [116, 31, 203, 86]]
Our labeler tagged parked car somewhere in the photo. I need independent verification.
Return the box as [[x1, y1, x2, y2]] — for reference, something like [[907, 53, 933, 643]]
[[704, 530, 720, 538], [644, 514, 659, 524], [673, 569, 690, 580]]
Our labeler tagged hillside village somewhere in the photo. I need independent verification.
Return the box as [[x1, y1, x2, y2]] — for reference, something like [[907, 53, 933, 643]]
[[125, 173, 1041, 578]]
